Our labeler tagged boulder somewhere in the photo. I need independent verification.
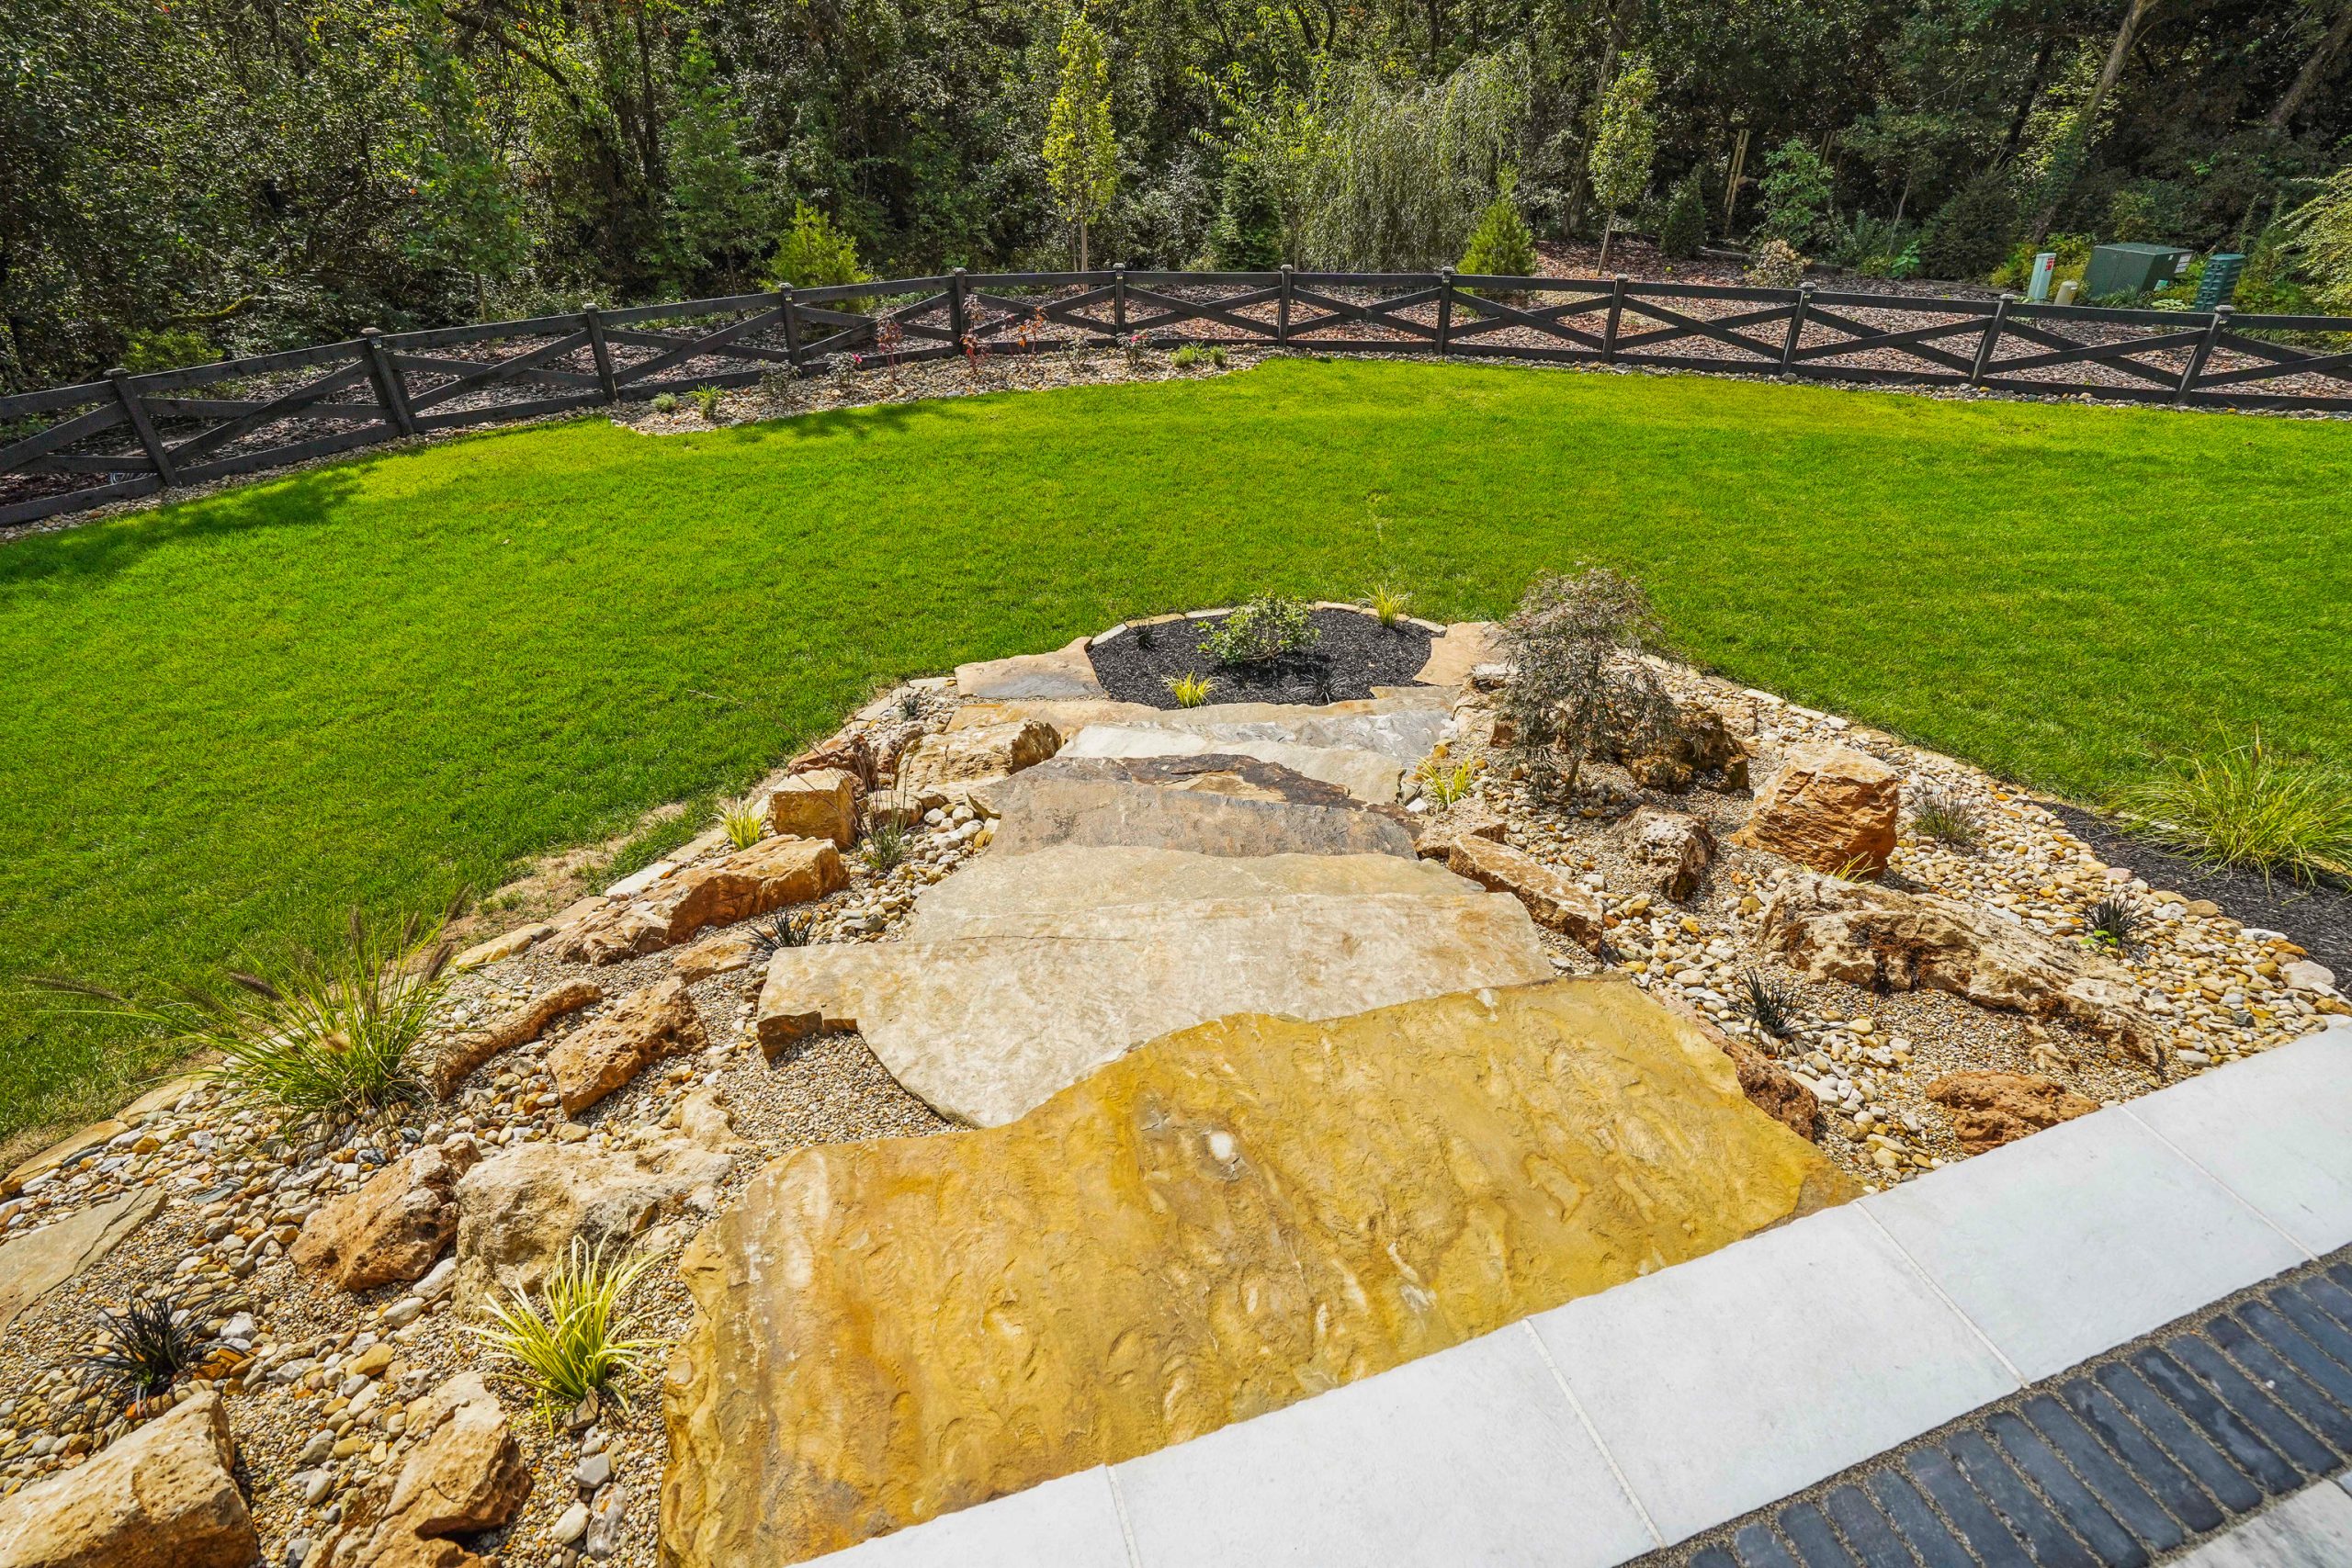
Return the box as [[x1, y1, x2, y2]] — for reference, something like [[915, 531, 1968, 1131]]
[[983, 757, 1417, 860], [1058, 724, 1403, 804], [1926, 1071, 2100, 1154], [290, 1140, 481, 1292], [0, 1189, 163, 1335], [558, 836, 847, 964], [1445, 835, 1606, 949], [1112, 696, 1452, 769], [1621, 706, 1749, 793], [0, 1389, 254, 1568], [765, 769, 857, 848], [420, 981, 602, 1098], [1411, 797, 1509, 860], [453, 1136, 729, 1312], [1758, 872, 2162, 1054], [757, 845, 1552, 1126], [788, 729, 876, 788], [1411, 621, 1497, 688], [546, 977, 709, 1115], [662, 976, 1855, 1567], [670, 928, 760, 984], [318, 1373, 530, 1568], [894, 717, 1061, 801], [450, 923, 551, 971], [1730, 743, 1900, 874], [1625, 807, 1716, 902], [953, 637, 1105, 700]]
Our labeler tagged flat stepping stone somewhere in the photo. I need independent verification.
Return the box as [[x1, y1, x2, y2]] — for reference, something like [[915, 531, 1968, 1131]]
[[1057, 723, 1404, 803], [757, 846, 1553, 1126], [981, 755, 1418, 859], [1413, 621, 1498, 688], [664, 976, 1855, 1568], [953, 637, 1104, 700]]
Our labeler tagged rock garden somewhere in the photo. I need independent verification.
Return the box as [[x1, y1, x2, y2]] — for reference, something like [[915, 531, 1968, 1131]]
[[1, 570, 2345, 1568]]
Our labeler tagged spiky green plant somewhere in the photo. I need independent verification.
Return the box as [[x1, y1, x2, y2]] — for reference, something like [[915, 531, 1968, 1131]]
[[863, 813, 910, 872], [1907, 785, 1983, 849], [1166, 671, 1216, 708], [2084, 895, 2139, 952], [78, 1291, 220, 1404], [1736, 969, 1802, 1045], [749, 912, 809, 955], [690, 384, 726, 423], [1369, 584, 1413, 628], [1415, 754, 1480, 807], [2113, 734, 2352, 885], [717, 795, 767, 851], [472, 1238, 660, 1423]]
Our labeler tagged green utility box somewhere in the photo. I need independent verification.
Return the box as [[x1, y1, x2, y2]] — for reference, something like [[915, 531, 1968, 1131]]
[[2084, 243, 2193, 300]]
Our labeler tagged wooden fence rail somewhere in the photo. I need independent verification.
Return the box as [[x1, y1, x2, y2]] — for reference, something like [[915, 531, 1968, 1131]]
[[6, 267, 2348, 527]]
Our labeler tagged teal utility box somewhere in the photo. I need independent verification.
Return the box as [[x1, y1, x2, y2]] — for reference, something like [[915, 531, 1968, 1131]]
[[2084, 243, 2193, 300]]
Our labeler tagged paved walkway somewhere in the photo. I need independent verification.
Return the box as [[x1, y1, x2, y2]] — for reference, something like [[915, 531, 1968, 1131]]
[[815, 1019, 2352, 1567]]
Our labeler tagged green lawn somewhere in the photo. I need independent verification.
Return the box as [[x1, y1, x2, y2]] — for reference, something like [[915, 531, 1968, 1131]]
[[3, 355, 2349, 1148]]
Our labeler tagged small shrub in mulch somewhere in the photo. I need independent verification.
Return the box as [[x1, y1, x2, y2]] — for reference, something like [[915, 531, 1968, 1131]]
[[1088, 606, 1435, 709]]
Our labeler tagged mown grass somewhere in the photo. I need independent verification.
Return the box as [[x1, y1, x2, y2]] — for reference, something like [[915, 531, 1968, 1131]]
[[3, 355, 2348, 1147]]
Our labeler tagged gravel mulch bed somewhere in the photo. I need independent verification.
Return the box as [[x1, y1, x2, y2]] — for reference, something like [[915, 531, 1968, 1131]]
[[1086, 604, 1435, 708], [2045, 800, 2352, 979]]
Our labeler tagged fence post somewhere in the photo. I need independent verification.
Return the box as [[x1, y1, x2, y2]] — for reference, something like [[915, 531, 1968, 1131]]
[[2177, 304, 2231, 402], [949, 268, 969, 352], [578, 305, 619, 404], [1970, 295, 2014, 388], [1277, 265, 1294, 346], [106, 367, 176, 487], [1436, 269, 1455, 355], [1601, 275, 1625, 364], [360, 330, 417, 437], [1780, 286, 1812, 372], [779, 288, 801, 369], [1112, 270, 1128, 336]]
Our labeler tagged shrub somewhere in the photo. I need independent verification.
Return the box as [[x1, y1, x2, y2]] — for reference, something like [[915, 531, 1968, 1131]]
[[764, 201, 869, 289], [1746, 238, 1807, 288], [2289, 164, 2352, 314], [1918, 172, 2018, 283], [1368, 583, 1412, 627], [1201, 595, 1319, 666], [1758, 139, 1834, 248], [119, 328, 216, 374], [717, 795, 766, 850], [1165, 671, 1216, 707], [1457, 185, 1538, 284], [1907, 785, 1983, 849], [1170, 344, 1227, 369], [690, 385, 726, 423], [650, 392, 680, 415], [79, 1292, 220, 1404], [1208, 160, 1283, 271], [2113, 734, 2352, 885], [1121, 332, 1150, 369], [1494, 567, 1681, 802], [1657, 171, 1708, 261], [473, 1238, 660, 1423]]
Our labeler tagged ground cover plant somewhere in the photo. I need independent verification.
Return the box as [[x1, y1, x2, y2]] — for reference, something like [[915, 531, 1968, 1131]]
[[1, 355, 2349, 1149]]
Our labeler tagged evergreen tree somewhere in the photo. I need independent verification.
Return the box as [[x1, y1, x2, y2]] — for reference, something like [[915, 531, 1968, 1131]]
[[1458, 182, 1538, 280], [1044, 10, 1119, 270], [1208, 160, 1283, 270], [1918, 172, 2019, 283], [764, 203, 869, 289], [661, 34, 772, 292], [1658, 171, 1708, 260], [1587, 57, 1657, 271]]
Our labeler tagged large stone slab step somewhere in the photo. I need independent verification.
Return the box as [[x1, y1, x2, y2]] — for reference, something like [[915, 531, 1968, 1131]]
[[1057, 723, 1404, 803], [978, 755, 1418, 859]]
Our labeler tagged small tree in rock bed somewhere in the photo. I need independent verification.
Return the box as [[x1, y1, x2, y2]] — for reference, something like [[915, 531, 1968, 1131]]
[[1045, 9, 1119, 272], [1587, 57, 1657, 272], [1498, 567, 1680, 803]]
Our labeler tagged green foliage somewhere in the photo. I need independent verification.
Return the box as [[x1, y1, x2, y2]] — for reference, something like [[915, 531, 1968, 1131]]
[[718, 795, 767, 850], [1207, 159, 1283, 271], [1587, 57, 1658, 256], [1991, 232, 2090, 291], [78, 1292, 220, 1403], [1458, 184, 1538, 281], [1906, 785, 1983, 848], [474, 1238, 660, 1423], [650, 392, 681, 415], [2084, 895, 2139, 951], [1201, 594, 1319, 665], [1658, 172, 1708, 261], [690, 385, 727, 423], [1758, 140, 1834, 247], [1919, 172, 2019, 283], [2289, 165, 2352, 315], [1044, 10, 1119, 268], [1736, 969, 1801, 1044], [660, 34, 772, 291], [1496, 566, 1679, 802], [119, 330, 215, 374], [1301, 50, 1530, 271], [1833, 214, 1921, 278], [1170, 344, 1227, 368], [2114, 735, 2352, 886], [1414, 753, 1479, 807], [1165, 671, 1216, 706], [1368, 583, 1412, 626], [863, 812, 911, 871], [764, 204, 869, 291]]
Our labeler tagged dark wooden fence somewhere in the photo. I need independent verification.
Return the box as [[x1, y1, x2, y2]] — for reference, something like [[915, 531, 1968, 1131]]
[[6, 267, 2349, 527]]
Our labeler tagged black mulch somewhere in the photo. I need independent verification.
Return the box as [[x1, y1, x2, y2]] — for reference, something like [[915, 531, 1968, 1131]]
[[1088, 607, 1436, 709], [2047, 801, 2352, 978]]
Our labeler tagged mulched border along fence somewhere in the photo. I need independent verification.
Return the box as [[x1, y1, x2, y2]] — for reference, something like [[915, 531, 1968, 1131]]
[[6, 267, 2350, 527]]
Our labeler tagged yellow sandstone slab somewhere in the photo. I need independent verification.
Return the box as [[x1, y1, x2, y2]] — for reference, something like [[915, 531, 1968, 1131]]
[[662, 975, 1857, 1567]]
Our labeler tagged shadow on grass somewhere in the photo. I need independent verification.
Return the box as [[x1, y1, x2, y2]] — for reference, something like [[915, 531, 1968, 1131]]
[[0, 462, 374, 590]]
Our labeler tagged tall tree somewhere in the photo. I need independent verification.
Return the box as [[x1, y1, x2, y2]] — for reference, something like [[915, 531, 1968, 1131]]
[[1587, 55, 1657, 270], [1045, 10, 1120, 270], [2269, 0, 2352, 130]]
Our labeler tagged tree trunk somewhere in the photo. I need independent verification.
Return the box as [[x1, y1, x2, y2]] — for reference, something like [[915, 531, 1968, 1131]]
[[1078, 218, 1089, 273], [2269, 0, 2352, 130], [2026, 0, 2159, 246], [2003, 30, 2059, 158], [1598, 216, 1615, 272]]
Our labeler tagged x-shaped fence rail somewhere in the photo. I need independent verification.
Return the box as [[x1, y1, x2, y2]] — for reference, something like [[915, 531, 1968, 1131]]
[[6, 269, 2347, 527]]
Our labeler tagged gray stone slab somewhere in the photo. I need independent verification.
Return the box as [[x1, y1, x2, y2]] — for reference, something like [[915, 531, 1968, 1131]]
[[1059, 724, 1404, 804], [1114, 1323, 1657, 1568], [1861, 1107, 2307, 1382], [805, 1467, 1132, 1566], [2126, 1022, 2352, 1257], [1528, 1204, 2019, 1544], [2172, 1476, 2352, 1568]]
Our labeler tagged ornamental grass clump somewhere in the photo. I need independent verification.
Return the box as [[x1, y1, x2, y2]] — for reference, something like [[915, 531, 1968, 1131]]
[[473, 1238, 660, 1423], [78, 1291, 220, 1407], [1165, 671, 1216, 707], [1368, 583, 1413, 628], [2084, 894, 2139, 952], [1736, 968, 1802, 1046], [2113, 734, 2352, 886], [1201, 594, 1318, 667], [717, 795, 767, 850], [1907, 784, 1983, 849], [1415, 753, 1480, 807]]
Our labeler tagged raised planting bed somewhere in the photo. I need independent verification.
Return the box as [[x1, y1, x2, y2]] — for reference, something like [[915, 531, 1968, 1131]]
[[1088, 604, 1436, 708]]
